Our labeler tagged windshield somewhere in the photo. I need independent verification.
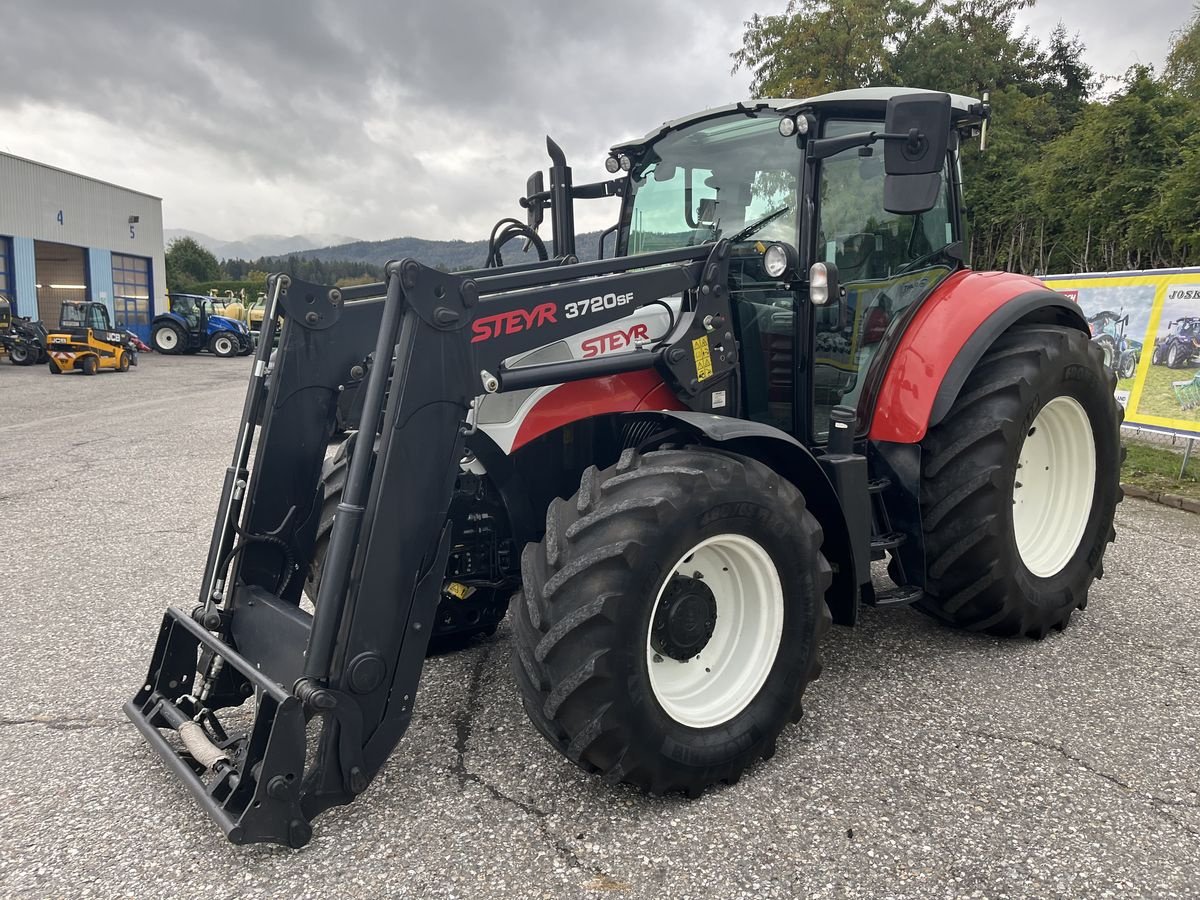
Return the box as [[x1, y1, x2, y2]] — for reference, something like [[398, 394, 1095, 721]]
[[624, 114, 800, 255]]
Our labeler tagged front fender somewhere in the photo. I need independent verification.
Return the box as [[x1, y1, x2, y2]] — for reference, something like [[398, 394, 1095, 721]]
[[867, 270, 1088, 443]]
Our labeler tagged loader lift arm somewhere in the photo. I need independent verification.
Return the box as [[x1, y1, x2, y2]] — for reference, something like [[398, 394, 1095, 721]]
[[125, 240, 736, 847]]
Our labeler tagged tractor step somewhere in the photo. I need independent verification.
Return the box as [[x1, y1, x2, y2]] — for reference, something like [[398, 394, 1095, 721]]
[[868, 585, 924, 608], [870, 531, 907, 553]]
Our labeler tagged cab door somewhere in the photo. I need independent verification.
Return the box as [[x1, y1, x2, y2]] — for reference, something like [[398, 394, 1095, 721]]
[[809, 119, 959, 441]]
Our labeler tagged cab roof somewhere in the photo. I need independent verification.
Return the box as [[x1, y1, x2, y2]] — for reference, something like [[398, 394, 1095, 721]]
[[610, 87, 983, 154]]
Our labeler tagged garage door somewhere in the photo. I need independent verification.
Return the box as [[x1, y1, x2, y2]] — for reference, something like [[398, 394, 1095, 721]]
[[35, 240, 88, 328], [112, 254, 153, 343]]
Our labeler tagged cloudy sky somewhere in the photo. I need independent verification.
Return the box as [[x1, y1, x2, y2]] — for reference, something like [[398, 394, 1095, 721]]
[[0, 1, 1185, 244]]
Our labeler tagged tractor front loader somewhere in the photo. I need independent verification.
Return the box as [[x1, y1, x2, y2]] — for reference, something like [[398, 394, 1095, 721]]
[[127, 89, 1123, 848]]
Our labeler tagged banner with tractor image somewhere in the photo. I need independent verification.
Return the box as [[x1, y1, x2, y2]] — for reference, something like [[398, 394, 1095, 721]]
[[1041, 269, 1200, 439]]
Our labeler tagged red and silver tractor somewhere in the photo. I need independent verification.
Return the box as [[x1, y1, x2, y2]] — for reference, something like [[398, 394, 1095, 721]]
[[127, 88, 1122, 847]]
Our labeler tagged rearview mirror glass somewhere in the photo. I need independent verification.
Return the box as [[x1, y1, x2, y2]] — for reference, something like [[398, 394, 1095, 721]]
[[884, 92, 951, 176]]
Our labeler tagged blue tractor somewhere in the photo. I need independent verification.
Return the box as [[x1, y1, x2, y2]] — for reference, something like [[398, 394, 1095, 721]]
[[150, 293, 253, 357]]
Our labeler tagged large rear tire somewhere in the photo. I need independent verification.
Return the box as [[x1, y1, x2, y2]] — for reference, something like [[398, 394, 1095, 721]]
[[511, 447, 831, 796], [9, 345, 32, 366], [152, 323, 185, 355], [911, 325, 1122, 638]]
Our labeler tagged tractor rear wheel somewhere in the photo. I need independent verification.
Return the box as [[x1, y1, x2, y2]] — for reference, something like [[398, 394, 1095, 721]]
[[910, 325, 1122, 638], [152, 323, 185, 355], [511, 447, 831, 796], [1167, 342, 1184, 368], [80, 355, 99, 376]]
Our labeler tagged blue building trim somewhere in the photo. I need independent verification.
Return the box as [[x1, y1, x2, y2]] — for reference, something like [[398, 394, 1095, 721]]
[[11, 237, 36, 319], [88, 248, 115, 316]]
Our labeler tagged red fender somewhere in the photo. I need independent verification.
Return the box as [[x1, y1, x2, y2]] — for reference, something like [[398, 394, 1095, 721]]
[[511, 369, 686, 451], [867, 270, 1084, 444]]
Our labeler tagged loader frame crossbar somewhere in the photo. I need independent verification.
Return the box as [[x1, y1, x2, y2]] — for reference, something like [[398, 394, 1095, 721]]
[[125, 241, 736, 847]]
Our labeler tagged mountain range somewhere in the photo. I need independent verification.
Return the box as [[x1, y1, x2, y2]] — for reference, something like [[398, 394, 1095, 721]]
[[167, 229, 612, 270], [164, 229, 362, 261]]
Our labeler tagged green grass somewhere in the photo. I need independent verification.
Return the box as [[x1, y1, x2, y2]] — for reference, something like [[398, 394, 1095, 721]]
[[1133, 362, 1200, 423], [1122, 441, 1200, 501]]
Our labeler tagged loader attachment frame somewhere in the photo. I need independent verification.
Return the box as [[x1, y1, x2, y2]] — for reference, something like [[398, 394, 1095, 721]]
[[126, 241, 737, 847]]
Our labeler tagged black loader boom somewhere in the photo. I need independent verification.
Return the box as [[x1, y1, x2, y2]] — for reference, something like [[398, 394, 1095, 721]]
[[126, 242, 738, 847]]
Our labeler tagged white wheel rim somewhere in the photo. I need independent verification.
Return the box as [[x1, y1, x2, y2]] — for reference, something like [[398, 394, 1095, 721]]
[[646, 533, 784, 728], [1012, 395, 1096, 578], [216, 337, 232, 353], [157, 329, 177, 350]]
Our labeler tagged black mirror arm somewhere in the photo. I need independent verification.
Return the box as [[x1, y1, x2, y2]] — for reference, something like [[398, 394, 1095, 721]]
[[808, 129, 924, 161]]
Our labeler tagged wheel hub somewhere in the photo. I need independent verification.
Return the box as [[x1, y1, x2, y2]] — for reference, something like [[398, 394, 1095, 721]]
[[651, 574, 717, 661]]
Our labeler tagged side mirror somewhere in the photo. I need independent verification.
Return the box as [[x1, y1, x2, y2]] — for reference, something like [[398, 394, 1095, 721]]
[[883, 93, 950, 215], [884, 92, 951, 176], [525, 170, 545, 231]]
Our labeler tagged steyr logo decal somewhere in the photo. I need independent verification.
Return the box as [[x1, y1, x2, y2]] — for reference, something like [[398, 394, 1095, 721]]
[[471, 302, 558, 343], [581, 323, 650, 358]]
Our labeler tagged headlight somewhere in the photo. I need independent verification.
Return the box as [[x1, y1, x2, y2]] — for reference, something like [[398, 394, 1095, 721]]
[[762, 242, 797, 280]]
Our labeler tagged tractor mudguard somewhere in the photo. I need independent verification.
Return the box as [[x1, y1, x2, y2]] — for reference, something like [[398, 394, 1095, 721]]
[[625, 410, 863, 625], [868, 271, 1088, 443]]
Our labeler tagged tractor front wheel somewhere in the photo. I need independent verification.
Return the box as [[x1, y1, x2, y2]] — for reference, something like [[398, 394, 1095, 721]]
[[511, 447, 831, 796], [152, 323, 185, 355], [1167, 342, 1184, 368], [209, 333, 237, 358], [912, 325, 1122, 638]]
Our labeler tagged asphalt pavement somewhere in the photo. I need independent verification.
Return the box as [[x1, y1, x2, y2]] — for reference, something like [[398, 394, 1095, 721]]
[[0, 354, 1197, 899]]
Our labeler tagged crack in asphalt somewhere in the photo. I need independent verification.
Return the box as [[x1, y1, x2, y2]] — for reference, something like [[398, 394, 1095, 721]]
[[965, 729, 1200, 837], [0, 715, 122, 732], [450, 643, 612, 881]]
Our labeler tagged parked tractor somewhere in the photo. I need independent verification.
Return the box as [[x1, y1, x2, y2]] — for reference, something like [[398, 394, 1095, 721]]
[[1087, 310, 1140, 379], [1152, 316, 1200, 369], [151, 293, 254, 357], [127, 89, 1123, 848], [45, 301, 137, 375], [0, 298, 49, 365]]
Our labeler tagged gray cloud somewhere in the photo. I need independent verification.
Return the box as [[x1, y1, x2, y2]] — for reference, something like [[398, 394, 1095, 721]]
[[0, 1, 1180, 244]]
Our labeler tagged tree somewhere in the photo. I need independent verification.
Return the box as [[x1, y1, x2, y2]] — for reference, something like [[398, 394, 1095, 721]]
[[165, 237, 220, 291], [1165, 5, 1200, 99], [732, 0, 931, 97]]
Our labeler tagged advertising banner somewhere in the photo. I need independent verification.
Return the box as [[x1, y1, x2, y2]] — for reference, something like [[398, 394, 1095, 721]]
[[1041, 269, 1200, 439]]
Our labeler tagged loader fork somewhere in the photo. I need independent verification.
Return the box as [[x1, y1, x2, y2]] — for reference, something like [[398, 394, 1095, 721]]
[[126, 244, 735, 847]]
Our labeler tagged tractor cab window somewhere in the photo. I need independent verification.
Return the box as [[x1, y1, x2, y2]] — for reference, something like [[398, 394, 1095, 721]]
[[624, 114, 802, 432], [624, 115, 799, 255], [812, 119, 956, 439], [172, 296, 202, 328]]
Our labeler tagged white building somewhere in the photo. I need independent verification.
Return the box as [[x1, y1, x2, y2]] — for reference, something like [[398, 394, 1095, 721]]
[[0, 152, 166, 341]]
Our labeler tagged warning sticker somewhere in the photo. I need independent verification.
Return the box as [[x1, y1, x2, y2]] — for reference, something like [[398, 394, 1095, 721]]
[[444, 581, 475, 601], [692, 335, 713, 381]]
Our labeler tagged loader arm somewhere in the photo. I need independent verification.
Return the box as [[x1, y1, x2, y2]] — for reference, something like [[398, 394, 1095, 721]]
[[126, 241, 736, 847]]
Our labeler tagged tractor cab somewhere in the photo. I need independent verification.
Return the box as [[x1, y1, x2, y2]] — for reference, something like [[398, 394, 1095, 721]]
[[605, 89, 984, 442]]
